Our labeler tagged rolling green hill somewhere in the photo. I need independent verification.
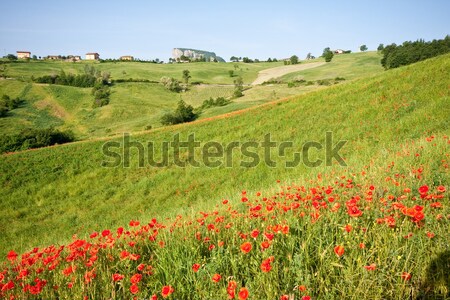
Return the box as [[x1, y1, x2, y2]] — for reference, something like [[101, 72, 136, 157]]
[[0, 52, 383, 139], [0, 53, 448, 257]]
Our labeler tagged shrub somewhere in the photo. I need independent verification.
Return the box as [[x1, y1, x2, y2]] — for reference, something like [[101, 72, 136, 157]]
[[160, 76, 182, 92], [0, 128, 75, 153], [160, 100, 197, 125]]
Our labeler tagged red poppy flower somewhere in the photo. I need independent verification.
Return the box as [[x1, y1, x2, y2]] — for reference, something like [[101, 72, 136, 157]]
[[418, 185, 429, 194], [6, 250, 18, 262], [364, 263, 376, 271], [251, 229, 260, 238], [260, 256, 274, 272], [130, 273, 142, 284], [401, 272, 412, 281], [302, 296, 311, 300], [130, 283, 139, 294], [334, 245, 345, 257], [227, 281, 237, 299], [238, 287, 249, 300], [344, 224, 352, 233], [161, 285, 174, 298], [280, 295, 289, 300], [101, 229, 111, 237], [192, 263, 201, 272], [298, 285, 307, 292], [240, 242, 252, 254], [129, 220, 140, 227], [437, 185, 446, 193], [112, 273, 124, 282], [212, 273, 221, 283]]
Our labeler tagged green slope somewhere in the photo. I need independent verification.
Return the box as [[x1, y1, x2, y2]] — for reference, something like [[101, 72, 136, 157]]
[[0, 54, 448, 256]]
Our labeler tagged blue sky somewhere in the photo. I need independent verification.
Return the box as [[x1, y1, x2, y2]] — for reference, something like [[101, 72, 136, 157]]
[[1, 0, 449, 61]]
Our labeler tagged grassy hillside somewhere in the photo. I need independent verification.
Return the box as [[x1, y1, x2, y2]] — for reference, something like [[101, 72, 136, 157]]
[[279, 51, 384, 82], [1, 53, 448, 256], [0, 53, 383, 139], [0, 54, 448, 299]]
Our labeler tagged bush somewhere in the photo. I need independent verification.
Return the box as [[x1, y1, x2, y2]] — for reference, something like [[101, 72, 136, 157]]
[[201, 97, 231, 109], [0, 128, 75, 153], [160, 100, 197, 126], [160, 76, 182, 92], [0, 95, 23, 117]]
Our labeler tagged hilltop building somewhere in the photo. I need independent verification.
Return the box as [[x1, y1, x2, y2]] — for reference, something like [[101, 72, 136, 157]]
[[120, 55, 134, 61], [46, 55, 61, 60], [16, 51, 31, 59], [86, 53, 100, 60], [334, 49, 344, 54], [67, 55, 81, 62]]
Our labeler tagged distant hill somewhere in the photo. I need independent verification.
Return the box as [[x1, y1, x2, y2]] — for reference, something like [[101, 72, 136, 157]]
[[172, 48, 226, 62]]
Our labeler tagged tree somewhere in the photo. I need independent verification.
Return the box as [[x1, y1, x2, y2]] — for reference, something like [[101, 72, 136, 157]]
[[160, 99, 197, 125], [5, 54, 17, 61], [322, 47, 331, 57], [290, 55, 299, 65], [233, 76, 244, 98], [230, 56, 239, 62], [360, 45, 368, 52], [182, 70, 191, 84], [306, 53, 312, 60], [228, 70, 234, 77], [267, 58, 272, 62], [377, 44, 384, 51], [160, 76, 182, 92], [322, 48, 334, 62]]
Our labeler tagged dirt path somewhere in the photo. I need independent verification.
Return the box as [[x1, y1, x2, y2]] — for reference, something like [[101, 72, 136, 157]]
[[252, 62, 326, 85]]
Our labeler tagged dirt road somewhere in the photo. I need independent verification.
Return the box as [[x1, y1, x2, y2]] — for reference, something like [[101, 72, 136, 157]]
[[252, 62, 326, 85]]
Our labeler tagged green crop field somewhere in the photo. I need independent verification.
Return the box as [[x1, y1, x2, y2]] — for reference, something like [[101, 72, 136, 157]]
[[0, 53, 448, 299]]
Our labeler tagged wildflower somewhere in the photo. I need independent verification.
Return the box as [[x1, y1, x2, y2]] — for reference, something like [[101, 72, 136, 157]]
[[364, 263, 376, 271], [418, 185, 429, 194], [227, 281, 237, 299], [401, 272, 412, 281], [437, 185, 446, 193], [130, 283, 139, 294], [298, 285, 307, 292], [130, 273, 142, 284], [238, 287, 249, 300], [251, 229, 260, 238], [260, 256, 274, 272], [212, 273, 221, 283], [280, 295, 289, 300], [192, 263, 201, 272], [6, 250, 18, 262], [112, 273, 124, 282], [334, 245, 345, 257], [344, 224, 352, 233], [240, 242, 252, 254], [161, 285, 174, 298]]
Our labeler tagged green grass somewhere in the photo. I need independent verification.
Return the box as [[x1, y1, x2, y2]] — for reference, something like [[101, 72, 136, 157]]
[[279, 51, 384, 82], [0, 53, 448, 259]]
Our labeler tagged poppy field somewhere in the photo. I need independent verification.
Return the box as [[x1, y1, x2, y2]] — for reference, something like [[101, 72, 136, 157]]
[[1, 54, 449, 299], [1, 133, 449, 299]]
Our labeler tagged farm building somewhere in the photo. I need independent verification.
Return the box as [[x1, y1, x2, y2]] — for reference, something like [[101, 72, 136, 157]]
[[86, 53, 100, 60], [16, 51, 31, 59], [120, 55, 134, 61]]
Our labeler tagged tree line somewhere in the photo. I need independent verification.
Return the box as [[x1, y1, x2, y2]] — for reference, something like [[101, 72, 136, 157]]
[[380, 35, 450, 69]]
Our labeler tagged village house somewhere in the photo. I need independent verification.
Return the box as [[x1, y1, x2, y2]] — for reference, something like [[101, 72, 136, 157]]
[[16, 51, 31, 59], [67, 55, 82, 62], [85, 53, 100, 60], [46, 55, 61, 60], [334, 49, 344, 54], [120, 55, 134, 61]]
